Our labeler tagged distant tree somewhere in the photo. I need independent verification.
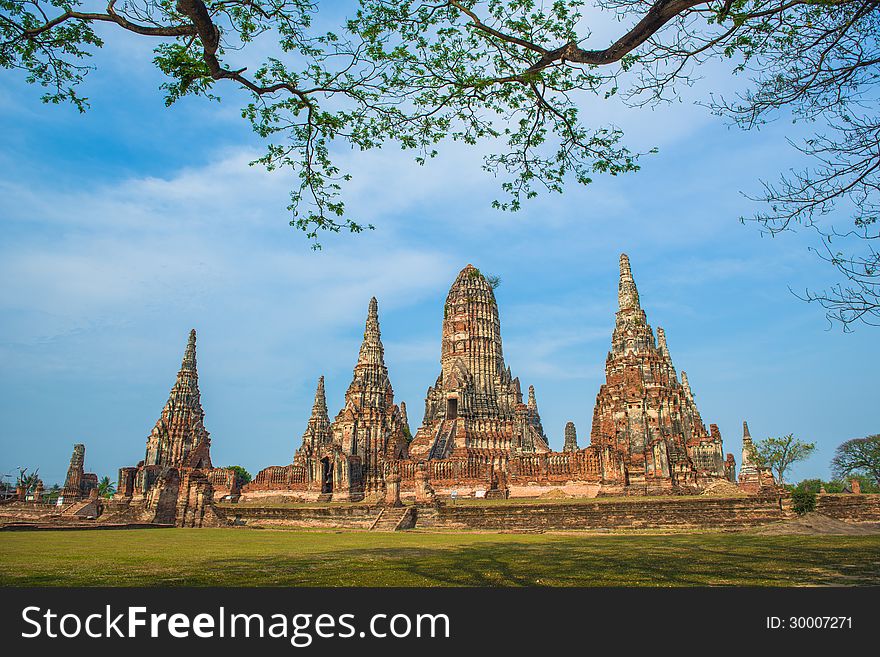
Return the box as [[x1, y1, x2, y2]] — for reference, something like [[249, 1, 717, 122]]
[[831, 434, 880, 486], [793, 478, 844, 494], [790, 489, 816, 516], [793, 478, 823, 494], [754, 434, 816, 486], [227, 465, 252, 487], [821, 479, 846, 494], [15, 467, 40, 493], [97, 476, 116, 498]]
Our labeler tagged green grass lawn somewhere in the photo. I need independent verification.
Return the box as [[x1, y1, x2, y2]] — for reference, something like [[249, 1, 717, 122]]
[[1, 529, 877, 586]]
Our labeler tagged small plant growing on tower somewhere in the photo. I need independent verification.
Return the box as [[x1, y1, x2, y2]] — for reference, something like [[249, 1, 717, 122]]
[[484, 274, 502, 289]]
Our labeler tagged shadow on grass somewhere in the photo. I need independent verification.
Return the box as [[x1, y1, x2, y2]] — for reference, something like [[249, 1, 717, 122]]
[[6, 534, 874, 587]]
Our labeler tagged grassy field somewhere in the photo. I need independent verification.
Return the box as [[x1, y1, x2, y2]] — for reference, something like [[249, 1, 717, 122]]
[[1, 529, 878, 586]]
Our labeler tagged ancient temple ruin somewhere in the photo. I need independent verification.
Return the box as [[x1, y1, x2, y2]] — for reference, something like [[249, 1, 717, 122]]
[[409, 264, 551, 459], [114, 329, 236, 525], [243, 257, 748, 501], [588, 254, 731, 493], [737, 421, 775, 493], [563, 422, 578, 452], [246, 298, 410, 501], [60, 443, 98, 501], [2, 260, 789, 534]]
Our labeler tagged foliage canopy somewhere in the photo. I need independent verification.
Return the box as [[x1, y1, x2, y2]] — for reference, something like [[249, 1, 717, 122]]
[[3, 0, 879, 324]]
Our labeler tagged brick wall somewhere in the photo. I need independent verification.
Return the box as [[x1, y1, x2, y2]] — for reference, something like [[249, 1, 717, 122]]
[[428, 497, 790, 531], [816, 494, 880, 522], [219, 496, 796, 531]]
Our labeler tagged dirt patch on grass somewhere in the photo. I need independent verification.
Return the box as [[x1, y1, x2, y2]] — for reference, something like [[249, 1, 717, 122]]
[[752, 513, 880, 536], [538, 489, 570, 499]]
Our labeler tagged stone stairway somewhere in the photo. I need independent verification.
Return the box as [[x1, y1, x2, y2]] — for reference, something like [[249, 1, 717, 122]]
[[59, 500, 98, 517], [369, 507, 415, 532], [429, 419, 456, 460]]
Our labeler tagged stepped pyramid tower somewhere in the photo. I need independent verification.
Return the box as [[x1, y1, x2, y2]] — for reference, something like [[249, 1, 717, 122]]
[[409, 264, 550, 460], [589, 255, 726, 492], [144, 329, 212, 469]]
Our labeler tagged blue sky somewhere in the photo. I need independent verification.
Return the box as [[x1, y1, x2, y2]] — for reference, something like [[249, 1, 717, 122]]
[[0, 10, 876, 488]]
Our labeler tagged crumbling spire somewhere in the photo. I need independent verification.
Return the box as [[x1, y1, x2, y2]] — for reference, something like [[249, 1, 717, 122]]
[[740, 420, 758, 475], [657, 326, 676, 371], [167, 329, 202, 409], [656, 326, 668, 354], [301, 375, 332, 450], [312, 375, 328, 419], [181, 328, 197, 373], [62, 444, 86, 499], [680, 371, 694, 402], [524, 384, 548, 445], [563, 421, 578, 452], [400, 401, 410, 430], [143, 329, 211, 468], [618, 253, 641, 312], [357, 297, 385, 367]]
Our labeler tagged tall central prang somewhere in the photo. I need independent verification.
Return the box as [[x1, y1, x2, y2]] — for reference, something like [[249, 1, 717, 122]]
[[409, 264, 549, 459]]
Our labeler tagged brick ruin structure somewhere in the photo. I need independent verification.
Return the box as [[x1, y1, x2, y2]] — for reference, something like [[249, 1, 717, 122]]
[[60, 443, 98, 501], [87, 256, 769, 512], [242, 258, 754, 501], [587, 255, 732, 494], [408, 265, 551, 458], [113, 329, 235, 525], [737, 421, 776, 493], [563, 422, 578, 452], [0, 256, 798, 534], [401, 264, 617, 497], [245, 298, 410, 502]]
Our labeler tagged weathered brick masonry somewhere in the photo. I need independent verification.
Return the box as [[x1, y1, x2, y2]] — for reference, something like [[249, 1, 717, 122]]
[[246, 256, 740, 502], [816, 494, 880, 522], [218, 496, 800, 531]]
